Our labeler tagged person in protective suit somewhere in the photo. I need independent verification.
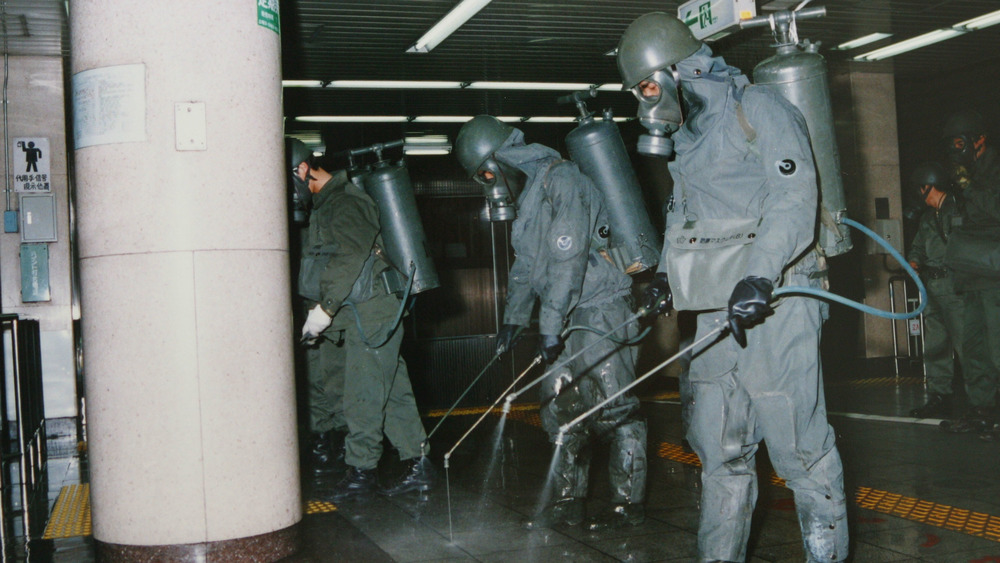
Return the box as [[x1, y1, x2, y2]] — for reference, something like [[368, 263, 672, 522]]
[[906, 162, 965, 419], [287, 138, 434, 501], [937, 110, 1000, 440], [618, 13, 848, 562], [454, 116, 648, 530], [286, 138, 347, 478]]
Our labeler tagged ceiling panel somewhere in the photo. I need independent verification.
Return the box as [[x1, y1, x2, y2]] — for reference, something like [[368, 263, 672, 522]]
[[279, 0, 1000, 151]]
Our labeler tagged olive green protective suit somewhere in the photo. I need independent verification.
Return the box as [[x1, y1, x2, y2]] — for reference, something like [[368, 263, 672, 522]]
[[496, 130, 648, 507], [948, 147, 1000, 409], [908, 198, 964, 397], [661, 46, 847, 562], [301, 171, 427, 470]]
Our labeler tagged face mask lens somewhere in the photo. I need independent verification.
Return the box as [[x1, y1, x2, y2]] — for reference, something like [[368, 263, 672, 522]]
[[636, 81, 662, 103], [474, 170, 496, 186]]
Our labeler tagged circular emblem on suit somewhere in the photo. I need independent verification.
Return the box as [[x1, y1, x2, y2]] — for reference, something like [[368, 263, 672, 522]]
[[777, 159, 797, 176], [556, 235, 573, 251]]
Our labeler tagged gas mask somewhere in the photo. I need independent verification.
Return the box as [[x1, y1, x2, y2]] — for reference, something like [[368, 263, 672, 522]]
[[474, 157, 522, 221], [945, 134, 985, 167], [290, 164, 313, 224], [632, 68, 683, 157]]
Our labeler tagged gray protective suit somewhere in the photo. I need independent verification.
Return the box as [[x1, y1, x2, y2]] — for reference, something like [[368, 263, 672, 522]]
[[663, 47, 848, 562], [496, 130, 648, 506]]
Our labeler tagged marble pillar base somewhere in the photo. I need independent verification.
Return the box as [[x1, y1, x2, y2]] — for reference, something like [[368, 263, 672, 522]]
[[95, 523, 299, 562]]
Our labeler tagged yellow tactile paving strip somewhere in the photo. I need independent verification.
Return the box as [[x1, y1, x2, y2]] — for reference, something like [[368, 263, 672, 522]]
[[304, 500, 338, 515], [43, 484, 91, 540], [43, 484, 340, 539], [856, 487, 1000, 543]]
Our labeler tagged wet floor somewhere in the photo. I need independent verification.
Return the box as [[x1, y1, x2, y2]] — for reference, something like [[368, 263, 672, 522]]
[[7, 359, 1000, 562]]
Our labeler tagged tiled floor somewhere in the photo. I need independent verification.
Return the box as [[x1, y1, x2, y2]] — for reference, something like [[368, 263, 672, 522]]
[[8, 359, 1000, 562]]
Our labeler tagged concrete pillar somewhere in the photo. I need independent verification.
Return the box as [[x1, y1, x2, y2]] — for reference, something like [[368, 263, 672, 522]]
[[831, 61, 908, 359], [70, 1, 300, 559]]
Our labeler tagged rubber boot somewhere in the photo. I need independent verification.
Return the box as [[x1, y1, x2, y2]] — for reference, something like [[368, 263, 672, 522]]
[[380, 457, 436, 497], [326, 466, 378, 502]]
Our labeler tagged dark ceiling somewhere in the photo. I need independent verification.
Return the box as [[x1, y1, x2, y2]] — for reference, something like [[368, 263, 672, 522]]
[[279, 0, 1000, 154]]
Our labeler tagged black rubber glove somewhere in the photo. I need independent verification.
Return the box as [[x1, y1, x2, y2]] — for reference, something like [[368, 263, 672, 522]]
[[641, 272, 673, 317], [495, 324, 523, 355], [539, 333, 565, 364], [727, 276, 774, 348]]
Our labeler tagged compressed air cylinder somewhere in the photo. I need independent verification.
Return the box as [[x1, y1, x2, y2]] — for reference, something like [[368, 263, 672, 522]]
[[364, 160, 440, 294], [566, 111, 661, 274], [753, 43, 852, 256]]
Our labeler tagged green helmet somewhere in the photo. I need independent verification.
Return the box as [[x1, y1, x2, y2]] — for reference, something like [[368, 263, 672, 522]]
[[909, 162, 948, 190], [941, 109, 986, 139], [286, 137, 313, 171], [455, 115, 514, 177], [617, 12, 702, 89]]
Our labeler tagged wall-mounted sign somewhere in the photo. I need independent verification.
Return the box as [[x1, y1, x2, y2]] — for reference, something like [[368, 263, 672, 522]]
[[12, 137, 50, 192]]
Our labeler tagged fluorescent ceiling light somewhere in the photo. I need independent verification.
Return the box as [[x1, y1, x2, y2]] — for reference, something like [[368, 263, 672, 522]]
[[604, 48, 618, 56], [407, 0, 493, 53], [854, 28, 964, 61], [404, 148, 452, 155], [282, 80, 323, 87], [520, 117, 577, 123], [405, 135, 451, 145], [833, 32, 892, 51], [295, 116, 409, 123], [403, 135, 452, 155], [326, 80, 464, 89], [957, 9, 1000, 30], [410, 116, 475, 123], [596, 83, 624, 91], [466, 81, 594, 91]]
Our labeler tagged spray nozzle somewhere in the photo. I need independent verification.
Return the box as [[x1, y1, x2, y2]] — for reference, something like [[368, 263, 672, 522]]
[[554, 429, 567, 446], [443, 451, 451, 469], [501, 399, 512, 415], [738, 6, 826, 48], [349, 139, 405, 165], [556, 87, 598, 121]]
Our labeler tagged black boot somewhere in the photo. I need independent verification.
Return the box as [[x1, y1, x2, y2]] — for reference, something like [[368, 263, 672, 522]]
[[380, 457, 436, 497], [523, 498, 585, 530], [910, 394, 951, 418], [308, 431, 341, 476], [325, 467, 378, 502], [585, 502, 645, 532], [940, 406, 994, 433]]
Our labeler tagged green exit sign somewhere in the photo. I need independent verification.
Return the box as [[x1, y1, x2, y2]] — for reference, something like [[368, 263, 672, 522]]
[[678, 0, 757, 41]]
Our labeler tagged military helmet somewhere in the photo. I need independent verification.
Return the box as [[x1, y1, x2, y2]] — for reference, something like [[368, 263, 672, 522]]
[[455, 115, 514, 178], [941, 109, 986, 139], [909, 162, 948, 190], [286, 137, 313, 171], [617, 12, 701, 89]]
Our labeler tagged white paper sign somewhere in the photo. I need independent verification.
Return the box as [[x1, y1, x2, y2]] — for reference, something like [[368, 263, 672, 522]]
[[12, 137, 51, 191], [72, 63, 147, 149]]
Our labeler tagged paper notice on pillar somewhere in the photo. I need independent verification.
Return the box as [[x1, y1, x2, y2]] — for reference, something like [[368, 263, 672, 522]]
[[12, 137, 51, 192], [72, 63, 146, 149]]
